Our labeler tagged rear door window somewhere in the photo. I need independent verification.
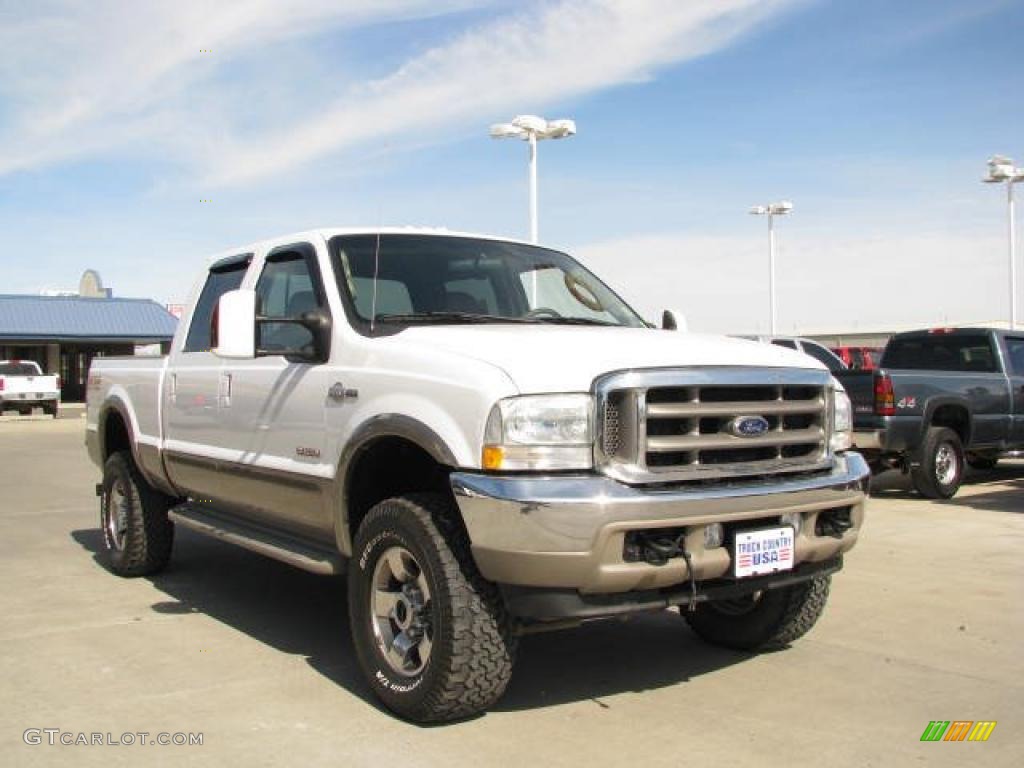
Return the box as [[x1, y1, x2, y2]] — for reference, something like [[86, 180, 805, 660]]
[[1006, 337, 1024, 375], [183, 256, 251, 352]]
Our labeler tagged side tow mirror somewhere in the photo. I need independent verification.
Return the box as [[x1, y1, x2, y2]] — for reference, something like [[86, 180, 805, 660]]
[[213, 289, 257, 358], [256, 307, 332, 363], [661, 309, 687, 332], [290, 309, 332, 362]]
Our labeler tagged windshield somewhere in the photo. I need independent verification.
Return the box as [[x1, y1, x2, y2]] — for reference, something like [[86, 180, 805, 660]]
[[329, 234, 647, 331]]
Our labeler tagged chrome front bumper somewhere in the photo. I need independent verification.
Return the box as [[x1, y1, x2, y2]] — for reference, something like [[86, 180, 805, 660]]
[[853, 430, 884, 451], [451, 451, 870, 593]]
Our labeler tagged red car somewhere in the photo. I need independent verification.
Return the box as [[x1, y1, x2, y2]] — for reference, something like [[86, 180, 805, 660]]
[[832, 346, 882, 371]]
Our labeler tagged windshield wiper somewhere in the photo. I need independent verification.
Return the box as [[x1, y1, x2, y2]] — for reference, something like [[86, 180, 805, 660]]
[[531, 316, 617, 326], [373, 312, 537, 325]]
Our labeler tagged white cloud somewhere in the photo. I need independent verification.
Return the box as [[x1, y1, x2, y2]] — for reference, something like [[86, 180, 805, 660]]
[[0, 0, 483, 175], [0, 0, 799, 184]]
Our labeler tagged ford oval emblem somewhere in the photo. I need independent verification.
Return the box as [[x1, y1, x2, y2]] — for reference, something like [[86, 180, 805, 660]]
[[729, 415, 770, 437]]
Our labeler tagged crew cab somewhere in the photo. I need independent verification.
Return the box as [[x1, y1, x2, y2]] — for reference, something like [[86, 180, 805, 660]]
[[0, 360, 59, 417], [86, 228, 869, 722], [838, 327, 1024, 498]]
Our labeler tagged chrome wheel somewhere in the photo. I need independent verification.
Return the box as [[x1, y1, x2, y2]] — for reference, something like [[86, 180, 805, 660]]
[[934, 442, 959, 486], [104, 481, 129, 551], [369, 546, 433, 676]]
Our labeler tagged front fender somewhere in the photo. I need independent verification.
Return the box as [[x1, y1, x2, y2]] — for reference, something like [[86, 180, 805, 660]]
[[331, 410, 464, 557]]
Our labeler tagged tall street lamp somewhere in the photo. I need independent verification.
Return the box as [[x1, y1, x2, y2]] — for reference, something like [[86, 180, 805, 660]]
[[983, 155, 1024, 329], [749, 201, 793, 335], [490, 115, 576, 244]]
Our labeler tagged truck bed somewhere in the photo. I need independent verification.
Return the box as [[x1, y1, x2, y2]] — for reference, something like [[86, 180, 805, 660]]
[[85, 355, 169, 458]]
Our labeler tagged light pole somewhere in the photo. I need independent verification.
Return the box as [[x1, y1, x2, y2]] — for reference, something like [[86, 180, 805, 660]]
[[983, 155, 1024, 329], [749, 201, 793, 335], [490, 115, 576, 244]]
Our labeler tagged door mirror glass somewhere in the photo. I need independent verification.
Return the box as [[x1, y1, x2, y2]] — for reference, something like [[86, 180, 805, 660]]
[[212, 289, 257, 358], [264, 308, 331, 362]]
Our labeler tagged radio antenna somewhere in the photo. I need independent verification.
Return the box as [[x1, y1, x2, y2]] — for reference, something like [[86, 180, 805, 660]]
[[369, 229, 381, 333]]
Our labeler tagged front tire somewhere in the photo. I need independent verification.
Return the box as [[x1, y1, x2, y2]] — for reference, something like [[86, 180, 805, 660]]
[[911, 426, 964, 499], [101, 451, 174, 576], [683, 575, 831, 651], [348, 494, 516, 723]]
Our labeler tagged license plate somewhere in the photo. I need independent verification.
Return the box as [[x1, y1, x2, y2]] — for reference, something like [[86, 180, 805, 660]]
[[734, 526, 795, 578]]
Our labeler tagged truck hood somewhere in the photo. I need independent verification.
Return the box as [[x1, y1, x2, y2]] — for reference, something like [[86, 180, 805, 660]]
[[397, 325, 825, 393]]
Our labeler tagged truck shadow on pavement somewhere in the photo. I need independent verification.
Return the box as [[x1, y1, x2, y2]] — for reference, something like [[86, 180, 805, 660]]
[[869, 462, 1024, 511], [71, 526, 751, 718]]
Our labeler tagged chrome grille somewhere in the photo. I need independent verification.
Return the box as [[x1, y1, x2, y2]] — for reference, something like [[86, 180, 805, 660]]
[[596, 368, 833, 484], [602, 399, 622, 457]]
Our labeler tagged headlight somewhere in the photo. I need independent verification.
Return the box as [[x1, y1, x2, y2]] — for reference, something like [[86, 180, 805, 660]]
[[831, 387, 853, 452], [483, 394, 593, 470]]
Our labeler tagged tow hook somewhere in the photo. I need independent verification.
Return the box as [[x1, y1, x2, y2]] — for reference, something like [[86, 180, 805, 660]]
[[679, 547, 698, 613], [640, 533, 682, 565], [630, 531, 699, 612], [817, 508, 854, 538]]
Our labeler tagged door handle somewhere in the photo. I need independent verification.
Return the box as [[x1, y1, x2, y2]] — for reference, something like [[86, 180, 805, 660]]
[[169, 373, 177, 404], [219, 373, 232, 407]]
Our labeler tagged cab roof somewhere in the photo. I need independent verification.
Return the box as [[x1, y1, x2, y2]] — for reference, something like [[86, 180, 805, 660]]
[[205, 227, 541, 266]]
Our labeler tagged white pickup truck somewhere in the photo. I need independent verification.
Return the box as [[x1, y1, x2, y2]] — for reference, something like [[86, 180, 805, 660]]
[[86, 228, 869, 722], [0, 360, 59, 416]]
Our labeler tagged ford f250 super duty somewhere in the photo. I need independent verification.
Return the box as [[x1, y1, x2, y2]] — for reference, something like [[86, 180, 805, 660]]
[[837, 327, 1024, 499], [86, 228, 869, 722]]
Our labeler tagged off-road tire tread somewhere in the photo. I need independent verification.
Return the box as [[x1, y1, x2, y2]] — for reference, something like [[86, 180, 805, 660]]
[[351, 493, 516, 722], [759, 574, 831, 649], [684, 574, 831, 651], [103, 451, 174, 576]]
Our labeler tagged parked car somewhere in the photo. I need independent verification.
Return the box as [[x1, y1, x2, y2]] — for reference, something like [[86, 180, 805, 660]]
[[832, 346, 883, 371], [0, 360, 59, 416], [740, 336, 848, 373], [835, 327, 1024, 498], [86, 228, 869, 722]]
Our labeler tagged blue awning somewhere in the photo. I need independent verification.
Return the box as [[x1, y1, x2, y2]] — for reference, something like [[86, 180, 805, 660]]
[[0, 295, 177, 342]]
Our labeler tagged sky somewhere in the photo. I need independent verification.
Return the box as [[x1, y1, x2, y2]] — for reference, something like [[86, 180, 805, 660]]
[[0, 0, 1022, 335]]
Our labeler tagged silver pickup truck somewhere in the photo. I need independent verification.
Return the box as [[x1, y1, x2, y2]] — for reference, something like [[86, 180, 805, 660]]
[[86, 228, 869, 722]]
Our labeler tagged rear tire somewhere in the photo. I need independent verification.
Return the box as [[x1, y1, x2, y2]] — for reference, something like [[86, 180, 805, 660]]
[[100, 451, 174, 576], [43, 401, 58, 418], [348, 493, 516, 722], [911, 426, 964, 499], [683, 575, 831, 651]]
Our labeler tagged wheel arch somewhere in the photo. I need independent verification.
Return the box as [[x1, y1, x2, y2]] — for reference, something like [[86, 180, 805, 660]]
[[335, 415, 459, 556], [97, 397, 178, 496], [98, 398, 140, 467], [922, 398, 971, 448]]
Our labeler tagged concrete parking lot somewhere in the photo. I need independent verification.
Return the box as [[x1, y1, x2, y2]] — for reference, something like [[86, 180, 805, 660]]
[[1, 416, 1020, 767]]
